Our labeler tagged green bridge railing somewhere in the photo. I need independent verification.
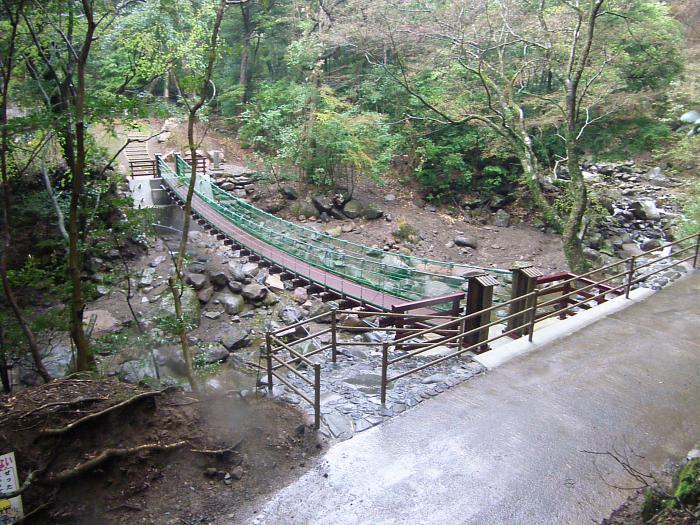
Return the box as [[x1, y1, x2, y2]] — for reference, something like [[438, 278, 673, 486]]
[[159, 154, 509, 303]]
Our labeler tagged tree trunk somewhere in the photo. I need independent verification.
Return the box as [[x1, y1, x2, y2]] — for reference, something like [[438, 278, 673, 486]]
[[562, 141, 589, 273], [0, 0, 51, 383], [239, 3, 253, 104], [69, 0, 97, 372]]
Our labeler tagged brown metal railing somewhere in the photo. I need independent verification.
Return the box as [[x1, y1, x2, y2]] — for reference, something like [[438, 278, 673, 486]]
[[264, 231, 699, 422]]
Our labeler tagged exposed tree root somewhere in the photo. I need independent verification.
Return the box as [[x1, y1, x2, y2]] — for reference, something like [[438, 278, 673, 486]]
[[45, 441, 187, 484], [19, 396, 108, 419], [40, 389, 167, 436]]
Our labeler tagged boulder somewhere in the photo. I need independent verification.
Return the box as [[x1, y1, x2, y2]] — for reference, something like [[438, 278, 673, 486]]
[[262, 197, 286, 214], [209, 271, 229, 289], [630, 200, 661, 221], [454, 236, 477, 249], [221, 329, 251, 351], [280, 306, 305, 325], [384, 193, 397, 203], [227, 281, 243, 294], [423, 280, 454, 298], [186, 273, 208, 290], [83, 309, 121, 337], [197, 344, 229, 364], [263, 292, 280, 306], [342, 200, 365, 219], [154, 346, 188, 376], [493, 209, 511, 228], [139, 267, 156, 288], [197, 286, 214, 304], [241, 262, 260, 277], [281, 186, 299, 200], [363, 204, 383, 220], [118, 359, 157, 384], [241, 283, 267, 302], [228, 263, 246, 282], [293, 287, 308, 303], [641, 238, 662, 252], [312, 195, 334, 214], [642, 167, 672, 188], [220, 293, 245, 315]]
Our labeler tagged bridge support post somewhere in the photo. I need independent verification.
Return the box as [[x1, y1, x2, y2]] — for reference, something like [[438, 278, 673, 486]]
[[506, 263, 543, 338], [264, 332, 273, 395], [154, 154, 162, 178], [331, 307, 338, 363], [464, 272, 500, 353]]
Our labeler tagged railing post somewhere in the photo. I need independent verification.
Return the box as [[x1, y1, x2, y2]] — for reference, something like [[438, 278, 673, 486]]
[[154, 154, 162, 178], [264, 332, 273, 394], [625, 256, 636, 299], [331, 307, 338, 363], [314, 364, 321, 430], [527, 292, 538, 342], [381, 342, 388, 405], [507, 263, 543, 338], [464, 272, 499, 352], [694, 233, 700, 269]]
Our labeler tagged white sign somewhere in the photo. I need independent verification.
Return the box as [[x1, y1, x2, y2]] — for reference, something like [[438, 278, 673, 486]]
[[0, 452, 23, 524]]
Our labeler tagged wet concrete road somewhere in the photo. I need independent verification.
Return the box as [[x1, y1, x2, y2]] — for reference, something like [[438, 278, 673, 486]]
[[236, 273, 700, 525]]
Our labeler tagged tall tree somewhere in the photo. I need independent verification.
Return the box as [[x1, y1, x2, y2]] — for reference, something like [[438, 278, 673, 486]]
[[0, 0, 51, 382]]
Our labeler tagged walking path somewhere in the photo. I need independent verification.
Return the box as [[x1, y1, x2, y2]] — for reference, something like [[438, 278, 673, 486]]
[[231, 271, 700, 525]]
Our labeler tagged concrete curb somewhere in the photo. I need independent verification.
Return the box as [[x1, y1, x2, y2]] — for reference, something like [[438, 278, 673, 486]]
[[474, 284, 658, 370]]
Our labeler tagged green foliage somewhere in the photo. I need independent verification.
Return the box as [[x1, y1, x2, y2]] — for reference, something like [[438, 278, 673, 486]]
[[672, 458, 700, 507], [392, 220, 419, 244], [193, 347, 223, 377]]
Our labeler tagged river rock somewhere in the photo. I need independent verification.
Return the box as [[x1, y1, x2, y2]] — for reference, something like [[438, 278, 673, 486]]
[[198, 344, 229, 364], [221, 329, 251, 350], [210, 271, 229, 288], [281, 186, 298, 200], [342, 200, 365, 219], [220, 293, 245, 315], [241, 283, 267, 302], [280, 306, 305, 325], [642, 167, 672, 188], [197, 286, 214, 304], [363, 204, 383, 220], [186, 273, 208, 290], [83, 309, 122, 336], [454, 236, 477, 249], [641, 238, 662, 251], [228, 263, 246, 282], [630, 200, 660, 221], [493, 209, 511, 227], [312, 195, 334, 213], [227, 281, 243, 294], [154, 346, 188, 376], [241, 262, 260, 277], [139, 267, 156, 288], [119, 359, 157, 384]]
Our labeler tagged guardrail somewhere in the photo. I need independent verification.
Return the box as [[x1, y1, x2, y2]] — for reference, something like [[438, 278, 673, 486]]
[[378, 231, 699, 403]]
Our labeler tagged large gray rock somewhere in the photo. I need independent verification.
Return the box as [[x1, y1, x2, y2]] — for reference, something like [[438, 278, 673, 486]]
[[493, 209, 511, 228], [454, 236, 477, 249], [228, 263, 246, 282], [220, 293, 245, 315], [242, 283, 267, 302], [363, 204, 383, 220], [186, 273, 208, 290], [83, 309, 122, 337], [342, 200, 365, 219], [139, 267, 156, 288], [241, 262, 260, 277], [642, 167, 672, 188], [630, 200, 660, 221], [280, 306, 305, 325], [209, 271, 229, 288], [312, 195, 334, 213], [118, 359, 157, 384], [198, 344, 229, 364], [221, 329, 251, 351], [281, 186, 298, 200], [423, 280, 454, 298], [154, 346, 188, 376]]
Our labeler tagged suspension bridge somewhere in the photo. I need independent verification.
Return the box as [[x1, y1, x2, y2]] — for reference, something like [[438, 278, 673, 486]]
[[153, 153, 510, 310]]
